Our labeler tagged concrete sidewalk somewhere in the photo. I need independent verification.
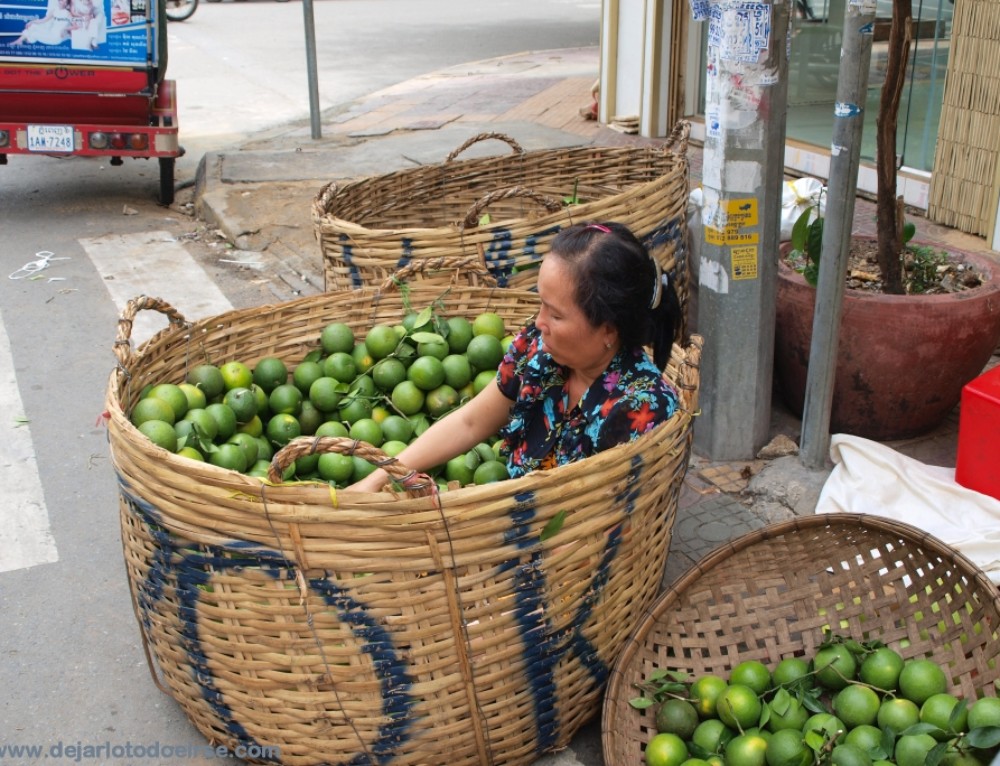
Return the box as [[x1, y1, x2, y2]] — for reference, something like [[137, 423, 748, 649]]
[[192, 45, 990, 590]]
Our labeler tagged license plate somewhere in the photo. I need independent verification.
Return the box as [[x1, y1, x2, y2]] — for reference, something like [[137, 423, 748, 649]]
[[27, 125, 75, 153]]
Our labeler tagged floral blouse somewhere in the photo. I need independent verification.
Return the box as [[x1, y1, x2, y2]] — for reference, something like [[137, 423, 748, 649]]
[[496, 323, 679, 478]]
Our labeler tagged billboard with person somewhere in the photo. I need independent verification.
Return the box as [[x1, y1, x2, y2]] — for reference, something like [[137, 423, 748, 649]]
[[0, 0, 154, 67]]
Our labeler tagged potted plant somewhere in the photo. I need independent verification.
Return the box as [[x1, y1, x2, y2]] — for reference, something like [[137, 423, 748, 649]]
[[773, 0, 1000, 441]]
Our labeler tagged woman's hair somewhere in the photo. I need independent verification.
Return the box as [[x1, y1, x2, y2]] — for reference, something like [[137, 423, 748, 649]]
[[549, 221, 680, 370]]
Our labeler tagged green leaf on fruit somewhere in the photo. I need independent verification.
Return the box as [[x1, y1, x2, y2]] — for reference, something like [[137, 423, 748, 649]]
[[628, 696, 655, 710], [967, 726, 1000, 749], [411, 331, 446, 345], [413, 307, 434, 331]]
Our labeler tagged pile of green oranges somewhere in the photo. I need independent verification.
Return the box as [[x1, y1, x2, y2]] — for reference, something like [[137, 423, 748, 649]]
[[632, 637, 1000, 766], [128, 307, 516, 488]]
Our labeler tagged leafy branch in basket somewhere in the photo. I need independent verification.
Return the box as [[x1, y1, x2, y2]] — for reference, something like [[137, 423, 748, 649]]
[[628, 669, 690, 709]]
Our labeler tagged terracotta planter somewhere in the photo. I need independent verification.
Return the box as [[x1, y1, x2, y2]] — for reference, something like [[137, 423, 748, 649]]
[[774, 249, 1000, 441]]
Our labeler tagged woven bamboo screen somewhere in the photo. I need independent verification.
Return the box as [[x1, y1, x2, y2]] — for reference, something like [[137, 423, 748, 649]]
[[927, 0, 1000, 236]]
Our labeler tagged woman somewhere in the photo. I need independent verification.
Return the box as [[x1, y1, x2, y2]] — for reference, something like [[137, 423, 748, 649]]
[[347, 221, 681, 493], [10, 0, 73, 46]]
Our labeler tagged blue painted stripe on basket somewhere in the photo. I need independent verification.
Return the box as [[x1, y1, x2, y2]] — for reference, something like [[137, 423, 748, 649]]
[[499, 492, 560, 752], [521, 224, 562, 258], [560, 455, 643, 687], [120, 481, 415, 765], [307, 577, 416, 760], [339, 233, 364, 289], [481, 228, 515, 287], [394, 238, 413, 273], [643, 217, 683, 252]]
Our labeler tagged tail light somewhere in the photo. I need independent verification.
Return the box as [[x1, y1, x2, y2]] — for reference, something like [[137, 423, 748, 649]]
[[88, 131, 150, 152]]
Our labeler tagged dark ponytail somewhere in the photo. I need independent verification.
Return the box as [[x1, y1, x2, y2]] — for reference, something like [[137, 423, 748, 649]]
[[648, 275, 680, 370]]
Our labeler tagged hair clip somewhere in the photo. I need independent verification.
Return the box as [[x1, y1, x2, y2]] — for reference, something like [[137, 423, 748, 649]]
[[585, 223, 611, 233]]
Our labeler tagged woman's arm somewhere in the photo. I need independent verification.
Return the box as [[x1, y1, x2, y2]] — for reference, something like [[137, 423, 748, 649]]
[[346, 379, 513, 493]]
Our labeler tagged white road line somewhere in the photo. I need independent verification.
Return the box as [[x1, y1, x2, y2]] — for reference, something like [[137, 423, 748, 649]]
[[0, 316, 59, 574], [81, 231, 234, 345]]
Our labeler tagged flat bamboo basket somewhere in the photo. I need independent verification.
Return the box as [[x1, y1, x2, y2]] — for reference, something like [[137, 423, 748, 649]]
[[107, 264, 703, 766], [311, 124, 691, 325], [602, 514, 1000, 765]]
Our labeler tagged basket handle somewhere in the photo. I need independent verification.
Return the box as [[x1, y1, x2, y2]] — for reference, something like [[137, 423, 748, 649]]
[[312, 180, 340, 222], [113, 295, 189, 366], [462, 185, 564, 229], [662, 120, 691, 155], [267, 436, 436, 497], [375, 255, 499, 292], [445, 132, 525, 163]]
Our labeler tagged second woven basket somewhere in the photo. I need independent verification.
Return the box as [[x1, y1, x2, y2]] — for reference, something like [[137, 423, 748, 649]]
[[602, 513, 1000, 765]]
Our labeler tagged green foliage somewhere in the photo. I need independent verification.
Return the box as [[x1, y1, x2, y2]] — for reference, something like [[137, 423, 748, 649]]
[[788, 199, 941, 294], [628, 669, 690, 710], [905, 243, 949, 294], [788, 204, 824, 287]]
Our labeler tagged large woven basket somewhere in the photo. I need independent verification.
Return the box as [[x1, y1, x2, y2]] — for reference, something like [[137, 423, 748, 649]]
[[107, 266, 703, 766], [602, 513, 1000, 764], [311, 124, 692, 315]]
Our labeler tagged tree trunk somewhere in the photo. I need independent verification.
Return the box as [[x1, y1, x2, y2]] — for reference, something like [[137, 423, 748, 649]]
[[875, 0, 913, 295]]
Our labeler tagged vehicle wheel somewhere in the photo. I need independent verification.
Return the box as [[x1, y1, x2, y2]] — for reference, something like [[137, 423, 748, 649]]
[[164, 0, 197, 21], [159, 157, 176, 205]]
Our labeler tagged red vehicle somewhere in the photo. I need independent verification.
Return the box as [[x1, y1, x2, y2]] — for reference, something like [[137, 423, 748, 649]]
[[0, 0, 180, 203]]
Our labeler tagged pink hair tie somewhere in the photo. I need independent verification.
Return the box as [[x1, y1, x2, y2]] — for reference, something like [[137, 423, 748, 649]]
[[585, 223, 611, 233]]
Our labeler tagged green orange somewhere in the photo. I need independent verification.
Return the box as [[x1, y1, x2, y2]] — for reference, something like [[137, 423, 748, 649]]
[[320, 322, 355, 354], [716, 684, 762, 731], [691, 674, 729, 719], [466, 334, 504, 372], [186, 363, 226, 400], [146, 383, 189, 420], [365, 324, 399, 360], [219, 360, 253, 391], [252, 357, 288, 393]]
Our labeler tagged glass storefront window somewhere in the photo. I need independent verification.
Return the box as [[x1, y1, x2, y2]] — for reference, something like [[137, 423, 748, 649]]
[[696, 0, 953, 172]]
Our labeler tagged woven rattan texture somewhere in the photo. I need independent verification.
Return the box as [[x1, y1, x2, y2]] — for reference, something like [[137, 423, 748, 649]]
[[311, 125, 693, 332], [108, 283, 703, 766], [602, 514, 1000, 765]]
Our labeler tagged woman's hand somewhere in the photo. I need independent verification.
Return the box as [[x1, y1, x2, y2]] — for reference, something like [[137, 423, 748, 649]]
[[345, 468, 389, 493], [341, 380, 512, 493]]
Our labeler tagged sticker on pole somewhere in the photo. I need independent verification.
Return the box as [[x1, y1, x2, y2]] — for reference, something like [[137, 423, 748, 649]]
[[707, 1, 771, 63], [731, 245, 759, 280]]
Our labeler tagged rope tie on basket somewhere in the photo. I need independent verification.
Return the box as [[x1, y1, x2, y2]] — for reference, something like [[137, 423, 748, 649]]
[[258, 482, 376, 764]]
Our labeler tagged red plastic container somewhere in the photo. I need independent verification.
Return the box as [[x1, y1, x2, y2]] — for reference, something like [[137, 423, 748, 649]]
[[955, 364, 1000, 501]]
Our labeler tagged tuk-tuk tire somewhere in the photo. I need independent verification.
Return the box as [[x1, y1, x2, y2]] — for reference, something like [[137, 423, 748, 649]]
[[159, 158, 175, 205]]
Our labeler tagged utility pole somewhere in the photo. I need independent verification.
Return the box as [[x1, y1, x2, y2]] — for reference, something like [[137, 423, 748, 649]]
[[799, 0, 878, 468], [693, 0, 790, 460]]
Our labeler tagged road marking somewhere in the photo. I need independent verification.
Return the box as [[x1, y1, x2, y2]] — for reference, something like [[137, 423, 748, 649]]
[[81, 231, 234, 345], [0, 315, 59, 574]]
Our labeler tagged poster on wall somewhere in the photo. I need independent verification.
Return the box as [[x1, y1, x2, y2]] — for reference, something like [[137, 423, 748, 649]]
[[0, 0, 154, 67]]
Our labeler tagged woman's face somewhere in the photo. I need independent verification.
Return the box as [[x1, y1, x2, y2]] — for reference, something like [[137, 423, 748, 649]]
[[536, 255, 616, 372]]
